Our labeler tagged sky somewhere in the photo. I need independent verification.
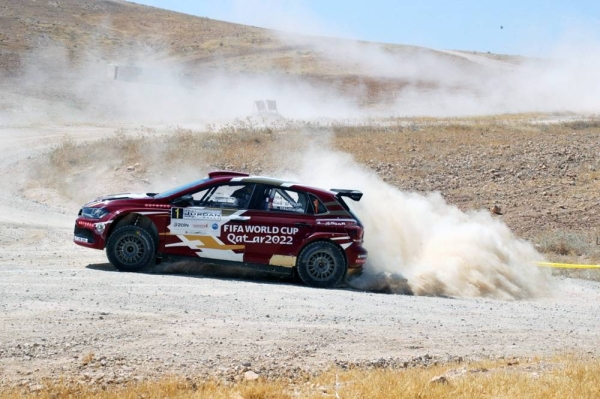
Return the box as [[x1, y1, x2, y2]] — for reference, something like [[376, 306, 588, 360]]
[[130, 0, 600, 57]]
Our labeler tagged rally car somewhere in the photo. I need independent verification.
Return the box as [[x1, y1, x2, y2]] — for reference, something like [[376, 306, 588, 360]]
[[73, 171, 367, 288]]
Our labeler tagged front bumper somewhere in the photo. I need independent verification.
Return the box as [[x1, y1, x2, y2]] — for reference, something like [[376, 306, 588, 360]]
[[73, 218, 108, 249]]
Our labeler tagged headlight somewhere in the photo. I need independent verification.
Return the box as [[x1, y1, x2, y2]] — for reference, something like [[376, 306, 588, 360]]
[[94, 223, 106, 234], [81, 207, 109, 219]]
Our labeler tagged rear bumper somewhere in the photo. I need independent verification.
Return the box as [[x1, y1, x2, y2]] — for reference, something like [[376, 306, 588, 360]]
[[346, 243, 368, 269]]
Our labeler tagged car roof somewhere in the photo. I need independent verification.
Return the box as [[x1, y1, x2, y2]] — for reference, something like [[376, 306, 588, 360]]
[[156, 172, 338, 201], [229, 175, 293, 186], [203, 171, 337, 199]]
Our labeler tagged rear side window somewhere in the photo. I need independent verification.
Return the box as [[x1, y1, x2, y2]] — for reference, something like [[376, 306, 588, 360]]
[[309, 195, 328, 214]]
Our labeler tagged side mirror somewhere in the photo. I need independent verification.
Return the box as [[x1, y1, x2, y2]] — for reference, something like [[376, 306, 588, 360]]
[[172, 194, 193, 206]]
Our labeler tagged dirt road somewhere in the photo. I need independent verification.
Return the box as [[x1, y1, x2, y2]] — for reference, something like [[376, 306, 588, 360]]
[[1, 126, 599, 387]]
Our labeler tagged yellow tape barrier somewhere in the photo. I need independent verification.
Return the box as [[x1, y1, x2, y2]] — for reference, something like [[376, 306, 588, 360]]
[[538, 262, 600, 269]]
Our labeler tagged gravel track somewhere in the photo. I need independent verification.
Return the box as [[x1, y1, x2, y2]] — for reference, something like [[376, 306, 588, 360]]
[[1, 125, 599, 387]]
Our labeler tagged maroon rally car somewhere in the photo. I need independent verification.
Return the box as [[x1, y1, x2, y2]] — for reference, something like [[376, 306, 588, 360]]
[[73, 171, 368, 288]]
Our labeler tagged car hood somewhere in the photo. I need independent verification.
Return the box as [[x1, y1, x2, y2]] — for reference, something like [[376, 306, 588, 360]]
[[85, 193, 153, 207], [97, 193, 152, 201]]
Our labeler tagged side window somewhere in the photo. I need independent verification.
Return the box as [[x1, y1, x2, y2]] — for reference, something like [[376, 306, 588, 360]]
[[309, 195, 328, 214], [262, 188, 308, 213], [191, 188, 209, 203], [191, 184, 256, 209]]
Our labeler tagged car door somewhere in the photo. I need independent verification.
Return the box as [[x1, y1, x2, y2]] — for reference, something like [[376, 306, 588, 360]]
[[222, 185, 316, 267], [163, 183, 256, 263]]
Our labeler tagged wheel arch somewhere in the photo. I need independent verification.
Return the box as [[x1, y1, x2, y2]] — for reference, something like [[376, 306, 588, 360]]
[[297, 237, 348, 269], [107, 213, 159, 249]]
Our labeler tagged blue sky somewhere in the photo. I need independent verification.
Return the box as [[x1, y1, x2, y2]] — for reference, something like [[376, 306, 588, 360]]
[[131, 1, 600, 56]]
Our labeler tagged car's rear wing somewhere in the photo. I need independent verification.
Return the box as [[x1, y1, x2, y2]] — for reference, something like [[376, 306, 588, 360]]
[[330, 189, 363, 201]]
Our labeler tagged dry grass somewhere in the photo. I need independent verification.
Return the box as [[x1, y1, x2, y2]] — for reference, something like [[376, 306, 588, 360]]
[[561, 119, 600, 130], [536, 230, 593, 257], [2, 356, 600, 398], [533, 229, 600, 281]]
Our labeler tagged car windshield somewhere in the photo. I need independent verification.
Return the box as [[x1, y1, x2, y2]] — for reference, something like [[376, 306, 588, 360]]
[[154, 178, 211, 199]]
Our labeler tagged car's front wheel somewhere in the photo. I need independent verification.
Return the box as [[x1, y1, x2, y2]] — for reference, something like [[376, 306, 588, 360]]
[[106, 225, 155, 272], [296, 241, 347, 288]]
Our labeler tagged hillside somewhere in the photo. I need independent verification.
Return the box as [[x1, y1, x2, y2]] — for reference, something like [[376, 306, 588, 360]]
[[0, 0, 522, 75], [0, 0, 530, 117]]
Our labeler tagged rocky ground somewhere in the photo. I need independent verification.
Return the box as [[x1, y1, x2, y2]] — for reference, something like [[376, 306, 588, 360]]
[[1, 233, 599, 390]]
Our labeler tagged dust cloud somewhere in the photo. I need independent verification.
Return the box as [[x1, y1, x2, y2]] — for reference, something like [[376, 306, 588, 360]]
[[0, 43, 361, 125], [290, 146, 551, 300], [276, 31, 600, 116], [3, 18, 600, 125]]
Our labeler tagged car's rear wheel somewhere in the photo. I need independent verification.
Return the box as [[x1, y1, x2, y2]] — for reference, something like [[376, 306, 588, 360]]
[[106, 225, 155, 272], [296, 241, 346, 288]]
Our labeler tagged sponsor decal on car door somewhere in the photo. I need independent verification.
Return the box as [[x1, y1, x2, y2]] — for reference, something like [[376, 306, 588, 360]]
[[221, 186, 315, 266], [162, 183, 259, 262], [164, 207, 248, 262], [226, 211, 314, 266]]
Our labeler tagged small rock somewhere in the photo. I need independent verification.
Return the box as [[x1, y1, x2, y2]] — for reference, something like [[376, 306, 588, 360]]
[[126, 166, 135, 172], [244, 371, 259, 381], [490, 205, 503, 215]]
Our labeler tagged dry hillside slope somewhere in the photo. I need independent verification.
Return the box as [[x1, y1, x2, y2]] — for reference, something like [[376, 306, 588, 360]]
[[0, 0, 519, 75], [0, 0, 525, 108]]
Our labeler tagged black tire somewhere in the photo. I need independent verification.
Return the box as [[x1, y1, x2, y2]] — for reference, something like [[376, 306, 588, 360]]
[[296, 241, 347, 288], [106, 225, 155, 272]]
